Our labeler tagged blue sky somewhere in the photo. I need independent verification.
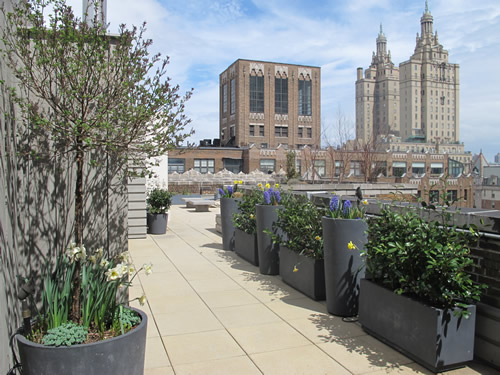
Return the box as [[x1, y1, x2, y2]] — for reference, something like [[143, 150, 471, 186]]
[[67, 0, 500, 162]]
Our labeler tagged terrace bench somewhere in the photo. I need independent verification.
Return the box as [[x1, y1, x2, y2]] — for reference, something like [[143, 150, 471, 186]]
[[182, 197, 209, 208], [191, 200, 214, 212]]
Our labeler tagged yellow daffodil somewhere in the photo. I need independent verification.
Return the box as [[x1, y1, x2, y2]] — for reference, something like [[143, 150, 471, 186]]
[[347, 241, 357, 250], [250, 214, 254, 219], [239, 180, 243, 184], [315, 235, 321, 241], [362, 199, 368, 205], [144, 263, 153, 275], [293, 265, 299, 272], [275, 183, 279, 188], [234, 179, 238, 185], [265, 183, 270, 189], [139, 295, 147, 306]]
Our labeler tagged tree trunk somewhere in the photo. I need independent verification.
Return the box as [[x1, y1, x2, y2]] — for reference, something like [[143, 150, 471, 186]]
[[71, 146, 84, 322]]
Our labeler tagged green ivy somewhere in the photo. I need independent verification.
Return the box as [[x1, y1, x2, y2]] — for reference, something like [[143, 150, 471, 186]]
[[42, 322, 88, 347]]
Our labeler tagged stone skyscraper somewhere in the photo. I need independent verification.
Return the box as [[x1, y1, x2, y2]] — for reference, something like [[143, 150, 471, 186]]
[[356, 1, 460, 146]]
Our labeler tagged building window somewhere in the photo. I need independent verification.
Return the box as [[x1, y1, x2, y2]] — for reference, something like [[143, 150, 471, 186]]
[[222, 84, 228, 114], [223, 158, 242, 174], [375, 161, 387, 177], [168, 158, 185, 173], [275, 77, 288, 114], [249, 125, 255, 136], [447, 190, 458, 202], [260, 159, 275, 173], [295, 159, 301, 175], [194, 159, 215, 174], [298, 127, 303, 138], [275, 126, 288, 137], [298, 79, 312, 116], [430, 162, 443, 175], [250, 75, 264, 113], [392, 161, 406, 177], [306, 127, 312, 138], [350, 161, 362, 176], [412, 162, 425, 177], [260, 143, 268, 149], [429, 190, 439, 204], [230, 78, 236, 114], [449, 159, 463, 177], [259, 125, 264, 136], [229, 125, 235, 138], [335, 161, 344, 176], [314, 160, 326, 177]]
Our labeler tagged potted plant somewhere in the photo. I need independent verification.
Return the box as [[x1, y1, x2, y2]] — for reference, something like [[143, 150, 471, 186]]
[[255, 184, 285, 275], [322, 193, 368, 316], [219, 180, 243, 250], [274, 194, 326, 300], [233, 189, 262, 266], [359, 199, 486, 372], [147, 188, 173, 234], [16, 245, 153, 375]]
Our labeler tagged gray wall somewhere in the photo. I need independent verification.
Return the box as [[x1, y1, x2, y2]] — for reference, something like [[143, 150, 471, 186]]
[[0, 1, 128, 372]]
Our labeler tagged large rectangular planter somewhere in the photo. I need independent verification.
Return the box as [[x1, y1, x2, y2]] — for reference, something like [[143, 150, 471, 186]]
[[359, 279, 476, 373], [235, 228, 259, 266], [279, 246, 325, 301]]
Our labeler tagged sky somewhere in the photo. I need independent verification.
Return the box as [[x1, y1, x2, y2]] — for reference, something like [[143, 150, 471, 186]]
[[66, 0, 500, 162]]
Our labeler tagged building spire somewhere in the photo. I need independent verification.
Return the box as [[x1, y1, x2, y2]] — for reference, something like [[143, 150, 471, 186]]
[[425, 0, 429, 13], [380, 23, 383, 35]]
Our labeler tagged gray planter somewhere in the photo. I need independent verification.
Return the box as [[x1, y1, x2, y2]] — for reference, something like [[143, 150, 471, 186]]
[[147, 212, 168, 234], [235, 228, 259, 266], [322, 217, 366, 317], [359, 279, 476, 373], [279, 245, 325, 300], [17, 308, 147, 375], [220, 197, 240, 251], [255, 204, 282, 275]]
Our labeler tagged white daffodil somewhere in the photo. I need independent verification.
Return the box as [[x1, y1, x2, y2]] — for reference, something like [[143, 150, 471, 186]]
[[139, 295, 147, 306], [144, 263, 153, 275]]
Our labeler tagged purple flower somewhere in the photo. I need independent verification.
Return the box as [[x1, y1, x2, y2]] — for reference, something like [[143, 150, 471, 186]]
[[263, 190, 271, 205], [330, 195, 339, 211], [274, 190, 281, 203], [343, 200, 352, 215], [218, 188, 224, 196], [227, 185, 233, 195]]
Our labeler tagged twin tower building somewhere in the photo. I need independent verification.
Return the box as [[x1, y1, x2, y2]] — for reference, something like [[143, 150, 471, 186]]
[[356, 1, 460, 147]]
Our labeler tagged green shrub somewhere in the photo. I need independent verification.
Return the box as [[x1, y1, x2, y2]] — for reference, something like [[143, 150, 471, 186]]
[[147, 188, 173, 214], [365, 205, 485, 316], [274, 194, 325, 259], [233, 189, 263, 235], [42, 322, 88, 347]]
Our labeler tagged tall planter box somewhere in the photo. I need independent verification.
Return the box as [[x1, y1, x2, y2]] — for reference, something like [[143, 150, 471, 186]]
[[235, 228, 259, 266], [17, 308, 148, 375], [279, 246, 325, 300], [220, 197, 240, 251], [322, 217, 366, 316], [147, 212, 168, 234], [359, 279, 476, 373], [255, 204, 282, 275]]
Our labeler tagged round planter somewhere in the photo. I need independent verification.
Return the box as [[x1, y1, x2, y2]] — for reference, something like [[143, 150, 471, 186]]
[[255, 204, 282, 275], [147, 212, 168, 234], [17, 308, 148, 375], [220, 197, 240, 251], [322, 217, 367, 316]]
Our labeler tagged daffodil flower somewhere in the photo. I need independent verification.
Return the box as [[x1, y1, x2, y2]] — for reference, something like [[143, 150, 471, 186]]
[[234, 179, 238, 185], [144, 263, 153, 275], [362, 199, 368, 205], [106, 268, 120, 281], [239, 180, 243, 184], [250, 214, 254, 219], [293, 265, 299, 272], [347, 241, 357, 250], [100, 259, 110, 268], [275, 183, 279, 188], [258, 183, 262, 188], [315, 235, 321, 241], [265, 183, 270, 189], [139, 295, 147, 306]]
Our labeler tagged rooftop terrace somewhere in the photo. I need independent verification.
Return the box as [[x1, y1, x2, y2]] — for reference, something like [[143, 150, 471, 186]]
[[129, 204, 497, 375]]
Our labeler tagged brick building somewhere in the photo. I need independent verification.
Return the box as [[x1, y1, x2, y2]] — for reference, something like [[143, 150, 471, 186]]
[[219, 59, 321, 149]]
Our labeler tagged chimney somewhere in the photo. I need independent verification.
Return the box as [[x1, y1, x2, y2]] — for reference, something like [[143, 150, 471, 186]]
[[83, 0, 107, 26]]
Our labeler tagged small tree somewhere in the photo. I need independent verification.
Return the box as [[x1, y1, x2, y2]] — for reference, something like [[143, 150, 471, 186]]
[[0, 0, 194, 320], [285, 150, 299, 181]]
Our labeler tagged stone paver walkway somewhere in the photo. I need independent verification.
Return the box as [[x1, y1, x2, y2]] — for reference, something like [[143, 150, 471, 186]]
[[129, 205, 496, 375]]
